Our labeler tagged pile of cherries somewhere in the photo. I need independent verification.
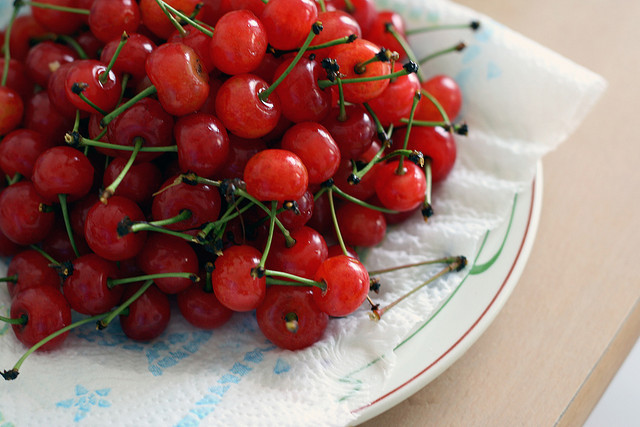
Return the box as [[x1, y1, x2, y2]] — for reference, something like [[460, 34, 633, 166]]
[[0, 0, 472, 378]]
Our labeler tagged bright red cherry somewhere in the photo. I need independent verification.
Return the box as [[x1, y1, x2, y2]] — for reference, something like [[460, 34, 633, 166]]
[[336, 202, 387, 247], [89, 0, 141, 43], [261, 0, 318, 50], [100, 33, 156, 81], [243, 149, 309, 202], [174, 113, 230, 178], [24, 41, 78, 88], [364, 10, 407, 59], [0, 181, 55, 246], [0, 86, 24, 136], [397, 126, 457, 183], [0, 129, 55, 180], [103, 158, 162, 204], [64, 59, 122, 114], [32, 146, 95, 203], [374, 160, 427, 212], [31, 0, 85, 35], [312, 255, 370, 317], [266, 226, 328, 279], [139, 0, 202, 40], [366, 62, 421, 127], [416, 75, 463, 122], [177, 274, 233, 330]]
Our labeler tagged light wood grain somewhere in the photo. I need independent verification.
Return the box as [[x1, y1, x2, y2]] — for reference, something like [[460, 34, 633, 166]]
[[363, 0, 640, 425]]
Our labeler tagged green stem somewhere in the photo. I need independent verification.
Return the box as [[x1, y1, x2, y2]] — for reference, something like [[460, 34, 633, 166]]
[[1, 4, 21, 87], [259, 22, 322, 101], [71, 86, 107, 115], [318, 63, 418, 90], [362, 102, 391, 143], [56, 34, 88, 59], [328, 188, 349, 256], [100, 33, 128, 84], [126, 222, 195, 242], [385, 23, 423, 81], [100, 137, 143, 203], [418, 88, 450, 124], [317, 0, 326, 12], [0, 275, 18, 283], [6, 173, 22, 186], [21, 1, 90, 14], [0, 314, 26, 325], [331, 185, 399, 214], [417, 42, 466, 66], [58, 193, 80, 258], [28, 244, 60, 266], [156, 0, 214, 37], [155, 0, 187, 36], [337, 78, 347, 121], [99, 280, 155, 329], [405, 21, 480, 36], [368, 256, 460, 275], [258, 200, 279, 269], [107, 272, 197, 289], [100, 85, 158, 127], [148, 210, 192, 228], [396, 91, 421, 174], [68, 133, 177, 153], [265, 276, 326, 291]]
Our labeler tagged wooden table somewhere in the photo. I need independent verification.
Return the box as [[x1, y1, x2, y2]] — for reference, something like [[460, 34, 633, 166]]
[[364, 0, 640, 425]]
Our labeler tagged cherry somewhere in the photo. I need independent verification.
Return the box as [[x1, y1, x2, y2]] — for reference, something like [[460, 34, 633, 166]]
[[215, 73, 282, 139], [63, 254, 123, 315], [174, 113, 230, 178], [213, 136, 266, 180], [146, 42, 210, 116], [364, 10, 407, 60], [266, 226, 328, 280], [24, 41, 78, 88], [136, 234, 199, 294], [209, 9, 267, 75], [320, 104, 376, 159], [0, 129, 55, 181], [88, 0, 141, 43], [74, 30, 104, 59], [256, 285, 328, 350], [84, 196, 148, 261], [168, 24, 215, 73], [103, 158, 162, 204], [139, 0, 202, 40], [32, 146, 95, 204], [366, 62, 421, 127], [336, 201, 387, 248], [0, 86, 24, 136], [64, 59, 122, 114], [31, 0, 86, 35], [275, 190, 314, 232], [261, 0, 318, 50], [0, 229, 22, 258], [40, 220, 90, 261], [374, 159, 427, 212], [272, 56, 332, 124], [0, 181, 55, 246], [280, 121, 341, 184], [0, 58, 34, 100], [326, 0, 378, 35], [243, 149, 309, 202], [416, 75, 463, 122], [119, 282, 171, 341], [312, 255, 370, 317], [332, 140, 382, 201], [23, 91, 75, 145], [47, 61, 81, 119], [177, 270, 233, 330], [7, 15, 48, 62], [311, 10, 362, 59], [210, 244, 266, 312], [5, 249, 61, 298], [397, 125, 457, 183], [151, 175, 222, 231], [100, 33, 156, 81]]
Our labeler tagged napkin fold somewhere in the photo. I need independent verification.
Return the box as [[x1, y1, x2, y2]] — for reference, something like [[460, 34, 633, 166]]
[[0, 0, 605, 426]]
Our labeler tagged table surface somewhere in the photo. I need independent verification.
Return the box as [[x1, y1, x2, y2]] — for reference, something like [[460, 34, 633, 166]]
[[364, 0, 640, 425]]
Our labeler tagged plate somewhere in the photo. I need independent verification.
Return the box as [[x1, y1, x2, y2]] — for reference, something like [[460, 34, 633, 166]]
[[352, 162, 543, 423]]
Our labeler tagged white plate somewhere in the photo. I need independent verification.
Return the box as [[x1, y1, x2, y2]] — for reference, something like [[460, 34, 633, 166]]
[[352, 163, 543, 423]]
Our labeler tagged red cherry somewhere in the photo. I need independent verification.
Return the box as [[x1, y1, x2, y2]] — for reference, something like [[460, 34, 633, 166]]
[[64, 59, 122, 114], [374, 160, 427, 212], [312, 255, 370, 317], [366, 62, 421, 127], [209, 9, 267, 75], [7, 15, 48, 62], [47, 62, 81, 119], [40, 220, 90, 261], [0, 58, 34, 99], [333, 140, 382, 201], [84, 196, 148, 261], [261, 0, 318, 50], [10, 286, 72, 351], [100, 33, 156, 81], [136, 234, 199, 294], [336, 202, 387, 247], [326, 0, 378, 35], [210, 245, 266, 312], [6, 249, 61, 298], [0, 86, 24, 136], [23, 91, 75, 145], [397, 126, 457, 182], [32, 146, 95, 203], [103, 158, 162, 204], [177, 278, 234, 330], [0, 129, 55, 180], [88, 0, 141, 43], [320, 104, 376, 159], [213, 136, 266, 180], [0, 228, 22, 258], [168, 24, 215, 73], [174, 113, 230, 178], [243, 149, 309, 202], [139, 0, 202, 40], [416, 75, 463, 122], [119, 283, 171, 341], [256, 285, 328, 350], [311, 10, 362, 59], [63, 254, 123, 315], [146, 42, 210, 116], [364, 10, 407, 60], [25, 41, 78, 88], [275, 190, 314, 232], [0, 181, 55, 246], [266, 226, 328, 279], [31, 0, 85, 35]]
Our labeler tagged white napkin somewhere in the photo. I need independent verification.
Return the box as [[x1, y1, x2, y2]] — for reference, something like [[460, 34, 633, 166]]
[[0, 0, 605, 426]]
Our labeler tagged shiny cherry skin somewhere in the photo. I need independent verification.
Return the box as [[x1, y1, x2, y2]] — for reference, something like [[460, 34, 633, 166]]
[[366, 62, 421, 127], [266, 226, 328, 279], [275, 190, 314, 232], [320, 104, 376, 159], [32, 146, 95, 203], [243, 149, 309, 202], [23, 91, 74, 145], [168, 24, 215, 73], [119, 283, 171, 341], [89, 0, 141, 43], [280, 122, 341, 184], [210, 244, 266, 312], [103, 158, 162, 204], [174, 113, 230, 178], [31, 0, 85, 35], [0, 181, 55, 246], [146, 42, 210, 116], [332, 140, 382, 201], [336, 202, 387, 247], [326, 0, 378, 35], [10, 286, 72, 351], [209, 9, 267, 75], [374, 160, 427, 212], [63, 254, 123, 315], [6, 249, 61, 298], [256, 285, 328, 350], [0, 86, 24, 136], [84, 196, 148, 261], [416, 75, 463, 122], [47, 62, 80, 119], [396, 125, 457, 183], [311, 10, 362, 59], [261, 0, 318, 50], [215, 73, 282, 139], [136, 234, 199, 294], [364, 10, 407, 60], [24, 41, 78, 88], [177, 277, 234, 330], [151, 176, 222, 231], [0, 129, 55, 180], [312, 255, 370, 317], [64, 59, 122, 114], [139, 0, 202, 39], [100, 33, 156, 81]]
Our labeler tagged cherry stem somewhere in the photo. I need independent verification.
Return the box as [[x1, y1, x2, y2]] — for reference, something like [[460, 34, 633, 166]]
[[71, 83, 108, 115], [123, 214, 194, 242], [418, 42, 466, 65], [259, 21, 323, 101], [369, 256, 467, 321], [155, 0, 214, 37], [258, 201, 278, 269], [264, 270, 326, 291], [100, 32, 128, 84], [0, 314, 26, 325], [100, 85, 158, 127], [317, 0, 326, 12], [337, 78, 347, 121], [100, 137, 143, 203], [419, 87, 450, 124], [1, 312, 105, 381], [98, 280, 153, 330], [29, 244, 60, 266], [155, 0, 187, 37], [343, 0, 354, 12], [318, 61, 419, 89], [354, 49, 395, 75], [368, 255, 461, 276], [56, 34, 89, 59], [66, 132, 177, 153], [405, 21, 481, 36], [0, 275, 18, 283], [422, 158, 434, 221], [271, 34, 357, 57], [1, 3, 20, 87], [58, 193, 80, 258], [362, 102, 392, 144], [20, 1, 90, 14], [331, 185, 399, 214], [327, 187, 349, 256], [196, 200, 253, 244], [349, 138, 386, 183], [107, 272, 198, 289], [384, 23, 423, 81], [396, 91, 421, 174], [6, 172, 22, 186]]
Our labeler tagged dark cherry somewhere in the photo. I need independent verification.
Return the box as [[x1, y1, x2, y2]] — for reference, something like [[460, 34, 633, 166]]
[[0, 181, 55, 246], [119, 283, 171, 341], [63, 254, 123, 315], [6, 249, 61, 298]]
